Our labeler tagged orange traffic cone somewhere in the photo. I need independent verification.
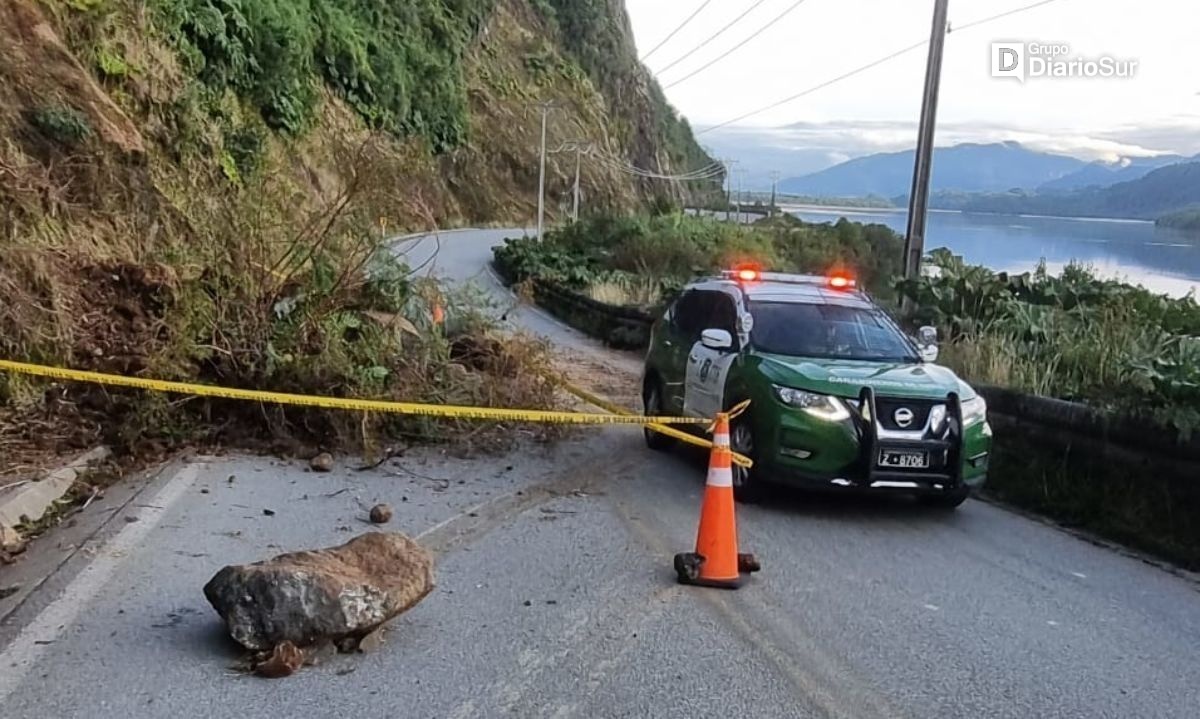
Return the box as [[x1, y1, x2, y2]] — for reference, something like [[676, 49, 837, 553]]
[[674, 413, 760, 589]]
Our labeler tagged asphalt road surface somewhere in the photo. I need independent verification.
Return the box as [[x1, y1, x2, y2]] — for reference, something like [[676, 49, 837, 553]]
[[2, 228, 1199, 719]]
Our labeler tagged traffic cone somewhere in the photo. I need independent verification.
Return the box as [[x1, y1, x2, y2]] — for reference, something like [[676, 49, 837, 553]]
[[674, 412, 759, 589]]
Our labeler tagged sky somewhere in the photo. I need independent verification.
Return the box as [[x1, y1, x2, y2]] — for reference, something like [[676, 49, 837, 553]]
[[624, 0, 1200, 172]]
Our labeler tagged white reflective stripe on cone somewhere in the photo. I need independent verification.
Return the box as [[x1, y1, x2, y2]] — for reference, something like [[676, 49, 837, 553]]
[[713, 431, 730, 448], [707, 466, 734, 488]]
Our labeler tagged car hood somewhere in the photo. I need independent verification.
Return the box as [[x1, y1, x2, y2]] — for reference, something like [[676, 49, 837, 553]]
[[754, 353, 975, 401]]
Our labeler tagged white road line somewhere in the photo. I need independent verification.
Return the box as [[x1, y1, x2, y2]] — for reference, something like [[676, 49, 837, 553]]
[[0, 463, 200, 702], [416, 500, 492, 541]]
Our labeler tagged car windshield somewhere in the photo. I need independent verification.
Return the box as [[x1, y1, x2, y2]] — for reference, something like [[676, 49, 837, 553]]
[[749, 301, 919, 362]]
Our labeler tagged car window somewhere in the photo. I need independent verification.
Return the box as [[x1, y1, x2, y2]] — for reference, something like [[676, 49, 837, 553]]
[[675, 290, 738, 344], [671, 291, 704, 338], [749, 301, 918, 362], [711, 294, 738, 337], [672, 290, 740, 350]]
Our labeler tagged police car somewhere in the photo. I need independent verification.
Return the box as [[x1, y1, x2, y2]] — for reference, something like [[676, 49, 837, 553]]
[[641, 268, 992, 507]]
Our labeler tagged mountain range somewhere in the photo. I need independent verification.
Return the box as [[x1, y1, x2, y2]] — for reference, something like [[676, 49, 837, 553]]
[[1037, 155, 1188, 192], [779, 142, 1087, 197], [775, 142, 1200, 223], [929, 162, 1200, 220]]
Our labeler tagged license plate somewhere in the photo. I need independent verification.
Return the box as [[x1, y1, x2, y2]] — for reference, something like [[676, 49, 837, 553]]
[[878, 450, 929, 469]]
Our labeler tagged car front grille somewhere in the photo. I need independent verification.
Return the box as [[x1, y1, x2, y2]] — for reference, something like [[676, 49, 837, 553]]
[[875, 398, 934, 432]]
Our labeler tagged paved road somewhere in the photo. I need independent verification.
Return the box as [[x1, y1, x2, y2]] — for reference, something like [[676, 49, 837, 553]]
[[2, 228, 1199, 718]]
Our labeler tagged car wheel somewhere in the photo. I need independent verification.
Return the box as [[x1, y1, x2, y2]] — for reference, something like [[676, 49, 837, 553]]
[[643, 379, 674, 451], [730, 413, 765, 503], [920, 485, 970, 510]]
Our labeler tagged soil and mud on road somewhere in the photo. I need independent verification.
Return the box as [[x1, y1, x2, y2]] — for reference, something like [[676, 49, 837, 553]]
[[2, 229, 1200, 719]]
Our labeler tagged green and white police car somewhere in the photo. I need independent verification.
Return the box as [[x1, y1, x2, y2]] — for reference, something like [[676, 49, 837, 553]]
[[642, 268, 992, 507]]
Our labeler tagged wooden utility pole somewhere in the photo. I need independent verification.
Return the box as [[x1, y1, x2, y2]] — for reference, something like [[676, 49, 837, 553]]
[[527, 101, 559, 240], [903, 0, 950, 279]]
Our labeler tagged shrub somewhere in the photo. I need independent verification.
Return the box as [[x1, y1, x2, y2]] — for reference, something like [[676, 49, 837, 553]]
[[153, 0, 492, 148], [28, 106, 93, 145]]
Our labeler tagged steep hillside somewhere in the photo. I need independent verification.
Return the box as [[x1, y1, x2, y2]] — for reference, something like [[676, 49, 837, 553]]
[[780, 142, 1085, 197], [1158, 209, 1200, 232], [0, 0, 716, 453]]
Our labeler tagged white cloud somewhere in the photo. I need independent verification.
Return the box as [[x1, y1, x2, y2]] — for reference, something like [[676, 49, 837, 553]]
[[697, 118, 1200, 188], [627, 0, 1200, 141]]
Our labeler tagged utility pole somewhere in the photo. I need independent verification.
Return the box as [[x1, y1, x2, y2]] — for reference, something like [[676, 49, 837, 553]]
[[769, 171, 781, 217], [903, 0, 950, 280], [572, 145, 583, 222], [528, 101, 558, 241], [723, 158, 739, 223], [548, 139, 591, 223], [729, 169, 739, 223]]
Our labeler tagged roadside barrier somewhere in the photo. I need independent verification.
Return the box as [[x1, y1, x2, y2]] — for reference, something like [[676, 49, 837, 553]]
[[0, 360, 752, 467]]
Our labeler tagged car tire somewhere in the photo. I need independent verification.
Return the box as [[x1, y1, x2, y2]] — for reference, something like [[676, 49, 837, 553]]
[[643, 379, 674, 451], [730, 412, 766, 504], [920, 485, 970, 510]]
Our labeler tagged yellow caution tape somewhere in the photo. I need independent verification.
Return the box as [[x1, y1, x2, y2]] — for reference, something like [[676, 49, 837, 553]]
[[0, 360, 705, 427], [552, 377, 754, 469]]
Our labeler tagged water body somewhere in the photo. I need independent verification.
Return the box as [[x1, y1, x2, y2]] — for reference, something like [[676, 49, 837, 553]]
[[782, 205, 1200, 297]]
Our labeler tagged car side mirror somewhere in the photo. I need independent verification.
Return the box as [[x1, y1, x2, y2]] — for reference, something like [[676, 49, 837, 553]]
[[701, 329, 734, 351], [917, 325, 939, 362]]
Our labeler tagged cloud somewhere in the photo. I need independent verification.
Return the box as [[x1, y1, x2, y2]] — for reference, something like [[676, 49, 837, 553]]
[[698, 117, 1200, 184]]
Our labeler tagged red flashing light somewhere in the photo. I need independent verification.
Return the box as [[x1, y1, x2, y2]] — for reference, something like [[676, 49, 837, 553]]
[[828, 273, 856, 291], [736, 268, 761, 282]]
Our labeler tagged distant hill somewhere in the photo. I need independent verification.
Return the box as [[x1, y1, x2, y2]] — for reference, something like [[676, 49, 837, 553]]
[[946, 162, 1200, 220], [1037, 155, 1188, 192], [1156, 208, 1200, 231], [779, 142, 1086, 197]]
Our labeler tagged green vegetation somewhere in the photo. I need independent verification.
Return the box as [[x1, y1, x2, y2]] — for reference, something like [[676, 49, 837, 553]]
[[896, 249, 1200, 432], [28, 106, 93, 144], [154, 0, 493, 148], [0, 133, 559, 454], [1158, 208, 1200, 231], [494, 212, 904, 308]]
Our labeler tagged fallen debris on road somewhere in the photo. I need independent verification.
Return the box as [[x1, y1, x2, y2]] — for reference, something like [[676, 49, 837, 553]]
[[369, 503, 393, 524], [309, 453, 334, 473], [203, 532, 434, 677]]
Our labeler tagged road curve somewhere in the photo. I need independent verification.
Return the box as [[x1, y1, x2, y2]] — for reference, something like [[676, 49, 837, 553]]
[[1, 228, 1198, 719]]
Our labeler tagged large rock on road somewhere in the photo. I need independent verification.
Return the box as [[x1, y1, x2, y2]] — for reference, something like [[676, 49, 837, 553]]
[[204, 532, 435, 651]]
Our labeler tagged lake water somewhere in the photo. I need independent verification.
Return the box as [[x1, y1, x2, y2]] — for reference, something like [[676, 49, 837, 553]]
[[782, 205, 1200, 298]]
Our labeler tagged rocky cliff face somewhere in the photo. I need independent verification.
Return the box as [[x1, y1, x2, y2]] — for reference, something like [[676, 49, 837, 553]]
[[0, 0, 717, 390]]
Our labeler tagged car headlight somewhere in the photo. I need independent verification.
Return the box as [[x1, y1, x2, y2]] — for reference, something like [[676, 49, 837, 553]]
[[962, 396, 987, 427], [773, 386, 850, 421]]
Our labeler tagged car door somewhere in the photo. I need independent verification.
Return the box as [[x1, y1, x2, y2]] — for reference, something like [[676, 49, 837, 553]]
[[659, 290, 702, 412], [683, 292, 740, 419]]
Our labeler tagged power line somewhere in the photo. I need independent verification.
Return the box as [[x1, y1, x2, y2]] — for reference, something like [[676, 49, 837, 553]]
[[652, 0, 773, 76], [640, 0, 715, 62], [952, 0, 1064, 32], [697, 0, 1071, 134], [591, 151, 725, 181], [663, 0, 814, 90], [699, 39, 928, 134]]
